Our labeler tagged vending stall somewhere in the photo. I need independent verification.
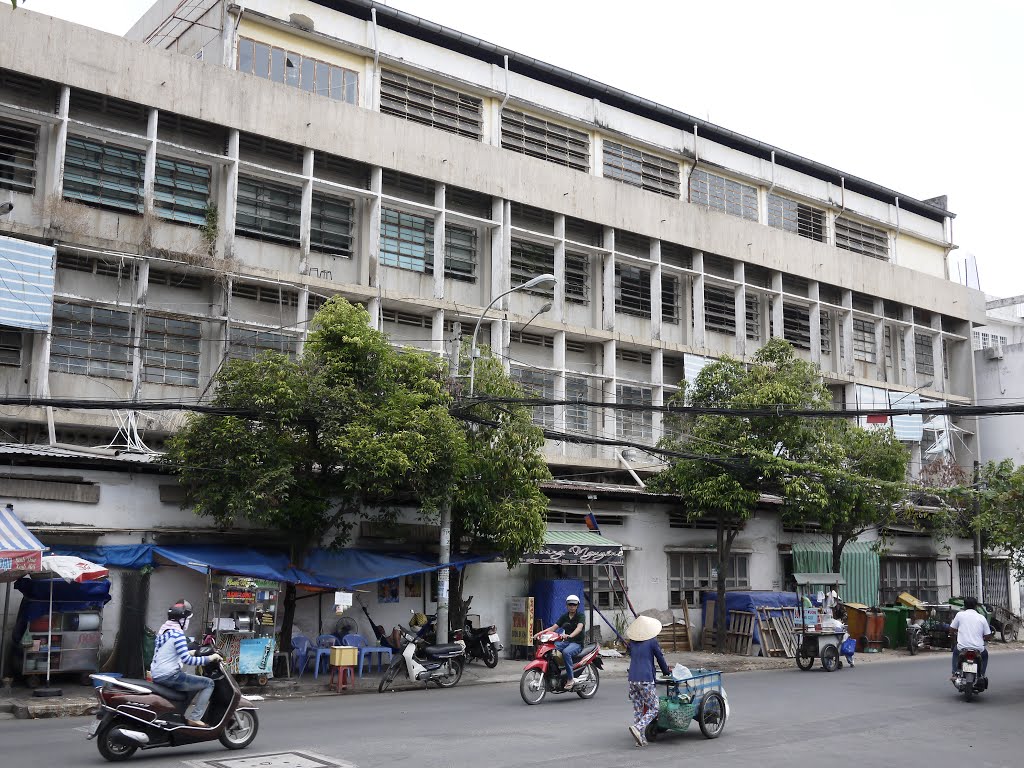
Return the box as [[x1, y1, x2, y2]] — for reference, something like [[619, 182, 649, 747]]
[[210, 575, 282, 685]]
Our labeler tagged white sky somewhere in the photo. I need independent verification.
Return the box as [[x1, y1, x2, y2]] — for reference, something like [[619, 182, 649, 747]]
[[18, 0, 1024, 297]]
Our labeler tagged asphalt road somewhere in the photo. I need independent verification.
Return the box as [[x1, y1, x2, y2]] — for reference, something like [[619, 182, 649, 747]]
[[4, 650, 1023, 768]]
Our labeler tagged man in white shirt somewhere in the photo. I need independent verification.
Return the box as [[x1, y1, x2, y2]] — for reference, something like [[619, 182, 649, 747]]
[[948, 596, 993, 680]]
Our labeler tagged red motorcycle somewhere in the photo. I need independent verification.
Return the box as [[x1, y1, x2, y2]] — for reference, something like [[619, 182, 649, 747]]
[[519, 631, 602, 704]]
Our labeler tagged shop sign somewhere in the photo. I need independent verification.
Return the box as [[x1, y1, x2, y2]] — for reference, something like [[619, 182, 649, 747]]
[[509, 596, 535, 647]]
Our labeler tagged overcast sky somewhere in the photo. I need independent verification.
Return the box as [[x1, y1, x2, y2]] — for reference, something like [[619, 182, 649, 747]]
[[20, 0, 1024, 297]]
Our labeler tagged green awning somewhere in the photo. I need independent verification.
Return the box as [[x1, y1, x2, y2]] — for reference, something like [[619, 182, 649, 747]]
[[521, 530, 624, 566], [792, 540, 879, 607]]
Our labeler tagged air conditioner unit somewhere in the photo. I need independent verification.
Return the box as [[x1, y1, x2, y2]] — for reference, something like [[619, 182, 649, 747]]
[[984, 344, 1004, 360]]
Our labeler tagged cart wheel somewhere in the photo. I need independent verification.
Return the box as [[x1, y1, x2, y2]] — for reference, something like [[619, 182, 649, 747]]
[[820, 644, 839, 672], [859, 635, 869, 653], [256, 674, 269, 687], [697, 691, 726, 738], [796, 651, 814, 671], [645, 720, 659, 742], [882, 634, 891, 649], [1002, 623, 1018, 643]]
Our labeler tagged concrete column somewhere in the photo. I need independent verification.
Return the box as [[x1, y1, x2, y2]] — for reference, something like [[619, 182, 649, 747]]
[[222, 129, 239, 260], [554, 330, 566, 451], [432, 309, 446, 355], [733, 261, 746, 357], [770, 271, 784, 339], [296, 285, 309, 358], [433, 183, 446, 301], [221, 3, 236, 68], [932, 316, 945, 393], [650, 240, 663, 342], [129, 260, 150, 400], [873, 299, 886, 382], [808, 281, 822, 365], [366, 166, 383, 330], [553, 214, 566, 323], [143, 108, 158, 216], [651, 347, 664, 445], [49, 85, 70, 199], [841, 290, 854, 376], [692, 251, 705, 348], [603, 338, 617, 446], [486, 199, 511, 362], [602, 226, 616, 332], [903, 307, 916, 388], [299, 148, 314, 277]]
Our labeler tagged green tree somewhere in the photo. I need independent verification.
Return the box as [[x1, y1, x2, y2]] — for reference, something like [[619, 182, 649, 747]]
[[165, 298, 462, 647], [650, 339, 831, 649], [976, 459, 1024, 577]]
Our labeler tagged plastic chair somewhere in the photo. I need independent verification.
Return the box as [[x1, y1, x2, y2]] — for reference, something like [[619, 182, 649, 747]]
[[343, 633, 392, 677], [311, 634, 335, 679], [291, 635, 314, 677]]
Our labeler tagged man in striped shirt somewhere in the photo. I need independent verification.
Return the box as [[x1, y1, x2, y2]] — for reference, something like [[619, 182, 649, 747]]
[[151, 599, 221, 727]]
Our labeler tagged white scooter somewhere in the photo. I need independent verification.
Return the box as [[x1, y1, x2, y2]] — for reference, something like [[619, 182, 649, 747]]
[[377, 619, 465, 692]]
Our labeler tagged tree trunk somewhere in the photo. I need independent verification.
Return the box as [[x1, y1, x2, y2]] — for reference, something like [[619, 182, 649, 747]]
[[279, 581, 296, 660], [713, 521, 737, 651], [832, 529, 843, 575]]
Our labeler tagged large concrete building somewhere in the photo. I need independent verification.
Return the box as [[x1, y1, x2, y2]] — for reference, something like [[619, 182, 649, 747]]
[[0, 1, 1003, 651]]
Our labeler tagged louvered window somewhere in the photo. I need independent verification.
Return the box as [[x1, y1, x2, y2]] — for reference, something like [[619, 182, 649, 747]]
[[511, 367, 556, 428], [142, 316, 201, 386], [662, 274, 680, 324], [381, 70, 482, 140], [63, 136, 144, 214], [229, 329, 297, 361], [783, 304, 811, 350], [50, 303, 132, 379], [0, 118, 37, 193], [853, 318, 876, 362], [616, 384, 653, 442], [0, 328, 22, 366], [836, 217, 889, 260], [510, 240, 556, 298], [566, 375, 591, 433], [236, 176, 301, 245], [565, 252, 589, 305], [237, 37, 358, 104], [231, 283, 299, 306], [767, 194, 825, 242], [705, 285, 736, 335], [615, 265, 651, 318], [310, 192, 354, 257], [443, 225, 477, 282], [915, 332, 934, 376], [746, 294, 761, 341], [820, 310, 833, 355], [501, 108, 589, 171], [379, 208, 477, 280], [603, 140, 679, 197], [153, 156, 210, 226], [689, 169, 758, 221]]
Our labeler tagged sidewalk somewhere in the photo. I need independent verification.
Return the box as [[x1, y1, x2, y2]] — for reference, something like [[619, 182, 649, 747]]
[[3, 641, 1020, 718]]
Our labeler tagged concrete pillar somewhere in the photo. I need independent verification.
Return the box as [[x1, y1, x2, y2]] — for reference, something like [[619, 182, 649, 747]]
[[130, 260, 150, 400], [692, 251, 705, 348], [143, 108, 158, 216], [554, 214, 566, 323], [873, 299, 886, 382], [841, 290, 854, 376], [770, 271, 784, 340], [366, 166, 383, 330], [222, 129, 239, 260], [49, 85, 70, 199], [554, 330, 566, 452], [602, 226, 616, 332], [296, 285, 309, 358], [932, 316, 945, 394], [809, 281, 821, 365], [299, 148, 314, 277], [733, 261, 746, 357], [650, 240, 662, 342], [903, 307, 917, 388], [603, 338, 617, 446], [433, 183, 446, 301], [651, 347, 664, 444]]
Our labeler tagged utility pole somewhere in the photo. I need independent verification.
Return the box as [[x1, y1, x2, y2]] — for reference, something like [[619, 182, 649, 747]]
[[435, 335, 461, 644], [973, 460, 983, 603]]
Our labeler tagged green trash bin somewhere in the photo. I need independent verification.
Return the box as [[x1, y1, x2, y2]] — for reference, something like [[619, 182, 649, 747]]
[[881, 606, 909, 649]]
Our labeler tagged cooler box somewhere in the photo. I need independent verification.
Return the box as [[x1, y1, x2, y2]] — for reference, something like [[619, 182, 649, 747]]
[[330, 646, 357, 666]]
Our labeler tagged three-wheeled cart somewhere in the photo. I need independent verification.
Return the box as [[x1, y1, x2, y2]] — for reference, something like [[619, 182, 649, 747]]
[[794, 573, 847, 672], [644, 668, 727, 742]]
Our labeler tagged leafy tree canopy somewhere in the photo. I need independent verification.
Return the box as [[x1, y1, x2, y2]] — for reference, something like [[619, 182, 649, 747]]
[[976, 459, 1024, 577]]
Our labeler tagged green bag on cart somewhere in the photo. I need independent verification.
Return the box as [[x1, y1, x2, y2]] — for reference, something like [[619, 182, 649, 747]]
[[658, 695, 695, 730]]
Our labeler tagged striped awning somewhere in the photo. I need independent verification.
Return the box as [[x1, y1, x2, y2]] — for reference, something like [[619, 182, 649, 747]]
[[0, 504, 46, 579], [791, 540, 879, 607]]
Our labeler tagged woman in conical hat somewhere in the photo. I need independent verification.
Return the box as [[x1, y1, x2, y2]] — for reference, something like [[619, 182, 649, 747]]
[[625, 615, 671, 747]]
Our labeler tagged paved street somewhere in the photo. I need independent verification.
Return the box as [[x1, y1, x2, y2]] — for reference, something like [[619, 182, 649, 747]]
[[3, 651, 1022, 768]]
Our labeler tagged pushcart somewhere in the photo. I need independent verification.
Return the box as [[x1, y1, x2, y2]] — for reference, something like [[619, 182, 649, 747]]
[[644, 668, 727, 742], [794, 573, 847, 672]]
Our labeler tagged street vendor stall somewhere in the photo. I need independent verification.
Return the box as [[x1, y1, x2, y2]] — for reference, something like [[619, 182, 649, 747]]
[[793, 573, 848, 672], [209, 575, 282, 686]]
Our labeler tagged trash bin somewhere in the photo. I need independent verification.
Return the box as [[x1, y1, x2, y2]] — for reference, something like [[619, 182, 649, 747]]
[[846, 603, 868, 646], [881, 606, 909, 649]]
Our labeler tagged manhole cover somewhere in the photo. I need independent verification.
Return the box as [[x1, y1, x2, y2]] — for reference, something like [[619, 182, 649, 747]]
[[185, 751, 353, 768]]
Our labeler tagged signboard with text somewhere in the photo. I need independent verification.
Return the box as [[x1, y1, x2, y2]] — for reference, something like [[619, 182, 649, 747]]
[[509, 596, 535, 648]]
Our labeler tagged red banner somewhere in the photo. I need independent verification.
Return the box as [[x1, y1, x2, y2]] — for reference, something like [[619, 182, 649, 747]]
[[0, 550, 43, 574]]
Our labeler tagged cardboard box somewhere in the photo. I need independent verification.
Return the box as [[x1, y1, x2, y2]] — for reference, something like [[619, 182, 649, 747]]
[[330, 646, 357, 667]]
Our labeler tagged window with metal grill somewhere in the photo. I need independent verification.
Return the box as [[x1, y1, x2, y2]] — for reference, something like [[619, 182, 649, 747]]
[[235, 176, 301, 245], [57, 253, 137, 280], [501, 108, 589, 171], [509, 331, 553, 348], [616, 384, 653, 442], [63, 136, 144, 214], [310, 192, 354, 257], [783, 304, 811, 350], [0, 118, 37, 193], [229, 329, 297, 361], [915, 333, 934, 376], [689, 169, 758, 221], [0, 327, 21, 366], [443, 225, 477, 282], [973, 331, 1008, 350], [153, 156, 210, 226], [149, 269, 202, 291], [603, 140, 679, 197], [379, 208, 477, 280], [237, 37, 358, 104], [617, 348, 651, 365], [767, 194, 825, 242], [566, 375, 591, 433], [50, 303, 132, 380], [565, 217, 603, 247], [231, 282, 299, 307], [380, 309, 433, 328], [615, 265, 651, 318], [142, 316, 201, 386], [852, 318, 876, 362], [510, 201, 554, 233], [565, 252, 589, 305], [668, 552, 749, 607], [704, 285, 736, 335], [381, 70, 482, 140], [880, 558, 937, 605], [511, 366, 555, 428], [836, 217, 889, 260], [820, 310, 832, 355], [511, 240, 556, 298], [662, 274, 680, 324], [745, 293, 761, 341]]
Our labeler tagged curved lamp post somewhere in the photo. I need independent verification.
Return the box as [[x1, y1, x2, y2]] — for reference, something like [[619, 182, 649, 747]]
[[468, 273, 556, 396]]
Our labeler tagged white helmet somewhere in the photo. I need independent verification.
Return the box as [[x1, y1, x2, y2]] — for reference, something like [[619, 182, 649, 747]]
[[566, 594, 580, 605]]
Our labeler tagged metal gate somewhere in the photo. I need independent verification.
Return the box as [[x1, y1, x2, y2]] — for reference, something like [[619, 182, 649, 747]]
[[958, 557, 1010, 607]]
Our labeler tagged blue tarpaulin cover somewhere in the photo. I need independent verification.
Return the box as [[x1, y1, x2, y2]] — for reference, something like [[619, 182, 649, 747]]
[[14, 577, 112, 623], [303, 548, 492, 589], [700, 590, 800, 646], [53, 544, 155, 569]]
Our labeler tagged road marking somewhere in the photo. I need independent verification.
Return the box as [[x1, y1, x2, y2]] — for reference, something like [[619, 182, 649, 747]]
[[183, 750, 356, 768]]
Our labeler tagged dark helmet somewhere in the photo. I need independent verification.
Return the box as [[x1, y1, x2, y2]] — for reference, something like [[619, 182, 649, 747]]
[[168, 599, 194, 621]]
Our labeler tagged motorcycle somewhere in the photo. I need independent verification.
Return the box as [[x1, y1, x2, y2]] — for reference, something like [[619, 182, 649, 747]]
[[951, 647, 989, 701], [519, 630, 602, 705], [378, 620, 465, 692], [454, 597, 502, 668], [86, 648, 259, 762]]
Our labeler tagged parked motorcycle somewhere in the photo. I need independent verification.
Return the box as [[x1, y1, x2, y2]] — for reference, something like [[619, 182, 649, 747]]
[[378, 621, 465, 692], [951, 648, 989, 701], [519, 631, 602, 705], [87, 649, 259, 762], [454, 597, 502, 668]]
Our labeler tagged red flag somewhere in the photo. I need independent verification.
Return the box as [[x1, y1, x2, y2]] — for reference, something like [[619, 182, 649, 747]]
[[584, 513, 600, 533], [866, 414, 889, 424]]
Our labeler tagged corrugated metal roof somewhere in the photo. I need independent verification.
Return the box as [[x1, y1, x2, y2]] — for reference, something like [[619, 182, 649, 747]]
[[544, 530, 621, 547], [0, 443, 160, 464], [541, 479, 674, 498], [792, 540, 879, 607]]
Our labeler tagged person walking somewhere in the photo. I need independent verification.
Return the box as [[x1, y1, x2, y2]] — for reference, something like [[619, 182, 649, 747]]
[[625, 615, 671, 747]]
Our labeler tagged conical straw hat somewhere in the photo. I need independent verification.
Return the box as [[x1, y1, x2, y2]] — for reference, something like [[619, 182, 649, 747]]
[[626, 615, 662, 642]]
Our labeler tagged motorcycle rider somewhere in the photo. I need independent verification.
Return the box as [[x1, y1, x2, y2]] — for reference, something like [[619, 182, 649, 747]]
[[535, 594, 585, 690], [151, 599, 222, 727], [948, 596, 993, 682]]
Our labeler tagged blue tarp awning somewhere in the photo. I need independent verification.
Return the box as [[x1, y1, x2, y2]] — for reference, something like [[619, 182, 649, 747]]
[[151, 545, 333, 588], [303, 548, 493, 589], [700, 590, 800, 645], [53, 544, 155, 570]]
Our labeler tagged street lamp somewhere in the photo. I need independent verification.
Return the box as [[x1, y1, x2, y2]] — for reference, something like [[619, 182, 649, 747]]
[[468, 273, 556, 396]]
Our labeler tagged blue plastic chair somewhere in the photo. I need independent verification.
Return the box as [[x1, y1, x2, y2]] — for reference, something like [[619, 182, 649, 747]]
[[343, 633, 392, 677], [291, 635, 314, 677], [311, 634, 335, 679]]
